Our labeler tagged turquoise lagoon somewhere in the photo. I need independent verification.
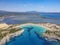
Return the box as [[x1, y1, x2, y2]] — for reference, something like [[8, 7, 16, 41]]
[[6, 25, 60, 45]]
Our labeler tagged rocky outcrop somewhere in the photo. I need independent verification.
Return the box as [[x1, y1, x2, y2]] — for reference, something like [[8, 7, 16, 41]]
[[0, 23, 60, 45], [38, 23, 60, 41], [0, 29, 24, 45], [16, 23, 60, 41], [39, 23, 60, 31]]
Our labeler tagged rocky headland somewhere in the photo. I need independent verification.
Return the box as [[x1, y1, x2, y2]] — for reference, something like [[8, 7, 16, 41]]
[[0, 23, 60, 45]]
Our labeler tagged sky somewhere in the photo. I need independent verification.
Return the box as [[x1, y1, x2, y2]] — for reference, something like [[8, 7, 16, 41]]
[[0, 0, 60, 12]]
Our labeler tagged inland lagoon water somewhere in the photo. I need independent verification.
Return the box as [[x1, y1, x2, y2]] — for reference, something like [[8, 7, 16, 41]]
[[6, 25, 60, 45], [2, 14, 60, 24]]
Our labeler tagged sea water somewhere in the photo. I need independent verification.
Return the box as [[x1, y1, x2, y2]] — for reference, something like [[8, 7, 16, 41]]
[[6, 25, 60, 45]]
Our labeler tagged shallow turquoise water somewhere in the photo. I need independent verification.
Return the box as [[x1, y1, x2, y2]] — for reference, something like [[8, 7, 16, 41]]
[[6, 25, 60, 45], [21, 25, 47, 34]]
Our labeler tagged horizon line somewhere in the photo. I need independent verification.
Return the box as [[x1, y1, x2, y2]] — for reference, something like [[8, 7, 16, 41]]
[[0, 10, 60, 13]]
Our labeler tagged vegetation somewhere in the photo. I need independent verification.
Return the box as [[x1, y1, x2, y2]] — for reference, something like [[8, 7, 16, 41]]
[[9, 28, 22, 33], [45, 30, 60, 37], [0, 26, 22, 40], [54, 31, 60, 37], [0, 34, 3, 39], [45, 30, 53, 35]]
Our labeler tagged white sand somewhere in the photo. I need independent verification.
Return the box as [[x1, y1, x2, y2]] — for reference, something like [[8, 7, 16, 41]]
[[0, 23, 9, 29]]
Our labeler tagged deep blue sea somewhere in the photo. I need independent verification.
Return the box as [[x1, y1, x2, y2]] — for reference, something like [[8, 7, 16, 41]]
[[40, 13, 60, 18], [6, 25, 60, 45]]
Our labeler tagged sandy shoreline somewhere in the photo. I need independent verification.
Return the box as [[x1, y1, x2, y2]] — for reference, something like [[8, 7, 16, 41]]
[[0, 23, 60, 45], [16, 23, 60, 41]]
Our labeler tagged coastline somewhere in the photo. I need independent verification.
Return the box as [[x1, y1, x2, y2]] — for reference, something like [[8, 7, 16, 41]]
[[0, 23, 60, 45], [0, 29, 24, 45], [16, 23, 60, 41]]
